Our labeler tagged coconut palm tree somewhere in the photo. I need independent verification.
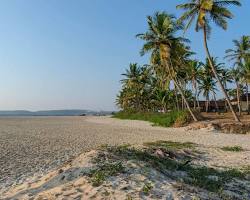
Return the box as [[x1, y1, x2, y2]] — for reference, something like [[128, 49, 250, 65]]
[[220, 68, 233, 111], [225, 36, 250, 67], [137, 12, 198, 121], [226, 36, 250, 114], [187, 60, 202, 109], [177, 0, 241, 122], [230, 67, 243, 114], [121, 63, 141, 86], [199, 75, 217, 112], [173, 43, 196, 110], [119, 63, 150, 111], [241, 57, 250, 114]]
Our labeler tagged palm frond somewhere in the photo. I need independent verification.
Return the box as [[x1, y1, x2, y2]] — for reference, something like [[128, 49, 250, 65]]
[[214, 0, 241, 7]]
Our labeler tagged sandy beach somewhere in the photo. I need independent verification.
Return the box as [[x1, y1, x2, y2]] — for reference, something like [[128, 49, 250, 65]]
[[1, 116, 250, 199]]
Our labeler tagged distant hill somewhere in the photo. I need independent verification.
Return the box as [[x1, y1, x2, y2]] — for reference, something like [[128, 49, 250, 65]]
[[0, 110, 113, 116]]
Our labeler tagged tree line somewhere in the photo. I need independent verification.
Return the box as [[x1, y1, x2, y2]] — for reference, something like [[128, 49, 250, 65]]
[[116, 0, 250, 122]]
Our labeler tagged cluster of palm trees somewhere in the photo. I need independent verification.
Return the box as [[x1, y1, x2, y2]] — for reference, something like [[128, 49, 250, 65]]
[[117, 0, 250, 122], [226, 35, 250, 115]]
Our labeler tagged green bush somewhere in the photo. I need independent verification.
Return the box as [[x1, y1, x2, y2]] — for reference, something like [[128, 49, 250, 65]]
[[113, 110, 192, 127], [221, 146, 244, 152]]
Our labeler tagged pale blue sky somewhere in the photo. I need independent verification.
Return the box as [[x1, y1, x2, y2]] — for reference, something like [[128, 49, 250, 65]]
[[0, 0, 249, 111]]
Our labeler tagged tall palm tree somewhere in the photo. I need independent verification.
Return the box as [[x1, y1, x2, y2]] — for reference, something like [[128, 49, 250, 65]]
[[120, 63, 150, 111], [226, 36, 250, 113], [177, 0, 241, 122], [230, 68, 243, 114], [199, 76, 217, 112], [137, 12, 198, 121], [173, 43, 196, 110], [187, 60, 202, 109], [242, 57, 250, 114], [225, 36, 250, 67], [220, 68, 233, 111]]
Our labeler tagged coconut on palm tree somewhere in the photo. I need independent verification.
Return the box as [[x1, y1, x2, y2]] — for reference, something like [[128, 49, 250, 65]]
[[136, 12, 198, 121], [177, 0, 241, 122]]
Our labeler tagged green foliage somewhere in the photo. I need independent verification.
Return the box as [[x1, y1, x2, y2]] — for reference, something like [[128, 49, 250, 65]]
[[221, 146, 244, 152], [177, 0, 241, 34], [174, 110, 192, 127], [106, 145, 248, 193], [89, 162, 125, 186], [241, 165, 250, 174], [117, 12, 199, 122], [113, 110, 191, 127], [142, 182, 153, 195], [144, 140, 195, 150]]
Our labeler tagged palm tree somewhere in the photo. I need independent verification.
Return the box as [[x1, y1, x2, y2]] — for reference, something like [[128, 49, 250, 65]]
[[187, 60, 202, 109], [230, 68, 243, 114], [242, 57, 250, 114], [177, 0, 241, 122], [226, 36, 250, 114], [152, 88, 170, 112], [199, 76, 217, 112], [137, 12, 198, 121], [220, 68, 233, 111], [119, 63, 150, 111], [225, 36, 250, 67], [121, 63, 141, 86]]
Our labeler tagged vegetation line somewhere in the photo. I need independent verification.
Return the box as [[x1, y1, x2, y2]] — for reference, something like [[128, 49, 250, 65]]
[[113, 110, 192, 127], [116, 0, 250, 123]]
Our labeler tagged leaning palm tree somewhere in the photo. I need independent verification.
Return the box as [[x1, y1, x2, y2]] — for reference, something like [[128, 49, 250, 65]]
[[137, 12, 198, 121], [177, 0, 241, 122]]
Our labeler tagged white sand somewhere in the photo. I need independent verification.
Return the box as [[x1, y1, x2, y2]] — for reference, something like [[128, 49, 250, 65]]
[[1, 116, 250, 198]]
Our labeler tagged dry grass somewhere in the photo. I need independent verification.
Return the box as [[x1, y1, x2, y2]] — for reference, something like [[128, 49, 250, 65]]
[[200, 112, 250, 123]]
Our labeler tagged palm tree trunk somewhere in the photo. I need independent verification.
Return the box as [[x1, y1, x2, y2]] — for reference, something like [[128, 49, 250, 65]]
[[192, 79, 197, 109], [206, 95, 209, 113], [236, 81, 241, 115], [182, 97, 184, 110], [197, 83, 200, 110], [213, 92, 219, 112], [160, 45, 197, 121], [173, 78, 198, 121], [181, 82, 185, 110], [174, 85, 180, 111], [202, 27, 240, 122], [246, 83, 249, 114]]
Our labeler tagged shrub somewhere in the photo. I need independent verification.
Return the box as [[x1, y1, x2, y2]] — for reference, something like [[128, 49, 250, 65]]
[[173, 111, 192, 127], [113, 110, 192, 127], [221, 146, 243, 152]]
